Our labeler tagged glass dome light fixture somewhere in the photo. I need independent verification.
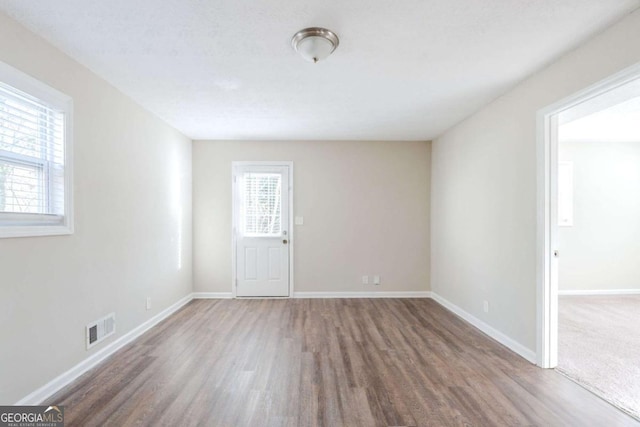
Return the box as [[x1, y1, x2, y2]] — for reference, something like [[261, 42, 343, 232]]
[[291, 27, 340, 63]]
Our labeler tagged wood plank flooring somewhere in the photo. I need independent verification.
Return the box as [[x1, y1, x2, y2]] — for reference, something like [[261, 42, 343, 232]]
[[47, 299, 639, 426]]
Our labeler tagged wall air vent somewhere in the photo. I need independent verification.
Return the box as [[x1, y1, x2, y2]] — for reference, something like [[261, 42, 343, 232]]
[[86, 313, 116, 349]]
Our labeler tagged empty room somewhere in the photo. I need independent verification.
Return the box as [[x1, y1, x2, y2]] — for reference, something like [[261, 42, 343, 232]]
[[1, 1, 639, 426]]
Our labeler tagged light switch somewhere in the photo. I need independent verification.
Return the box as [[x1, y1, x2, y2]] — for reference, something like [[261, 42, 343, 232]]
[[295, 216, 304, 225]]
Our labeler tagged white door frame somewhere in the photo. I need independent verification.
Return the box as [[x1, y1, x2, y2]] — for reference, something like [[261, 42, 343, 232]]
[[536, 62, 640, 368], [231, 161, 294, 298]]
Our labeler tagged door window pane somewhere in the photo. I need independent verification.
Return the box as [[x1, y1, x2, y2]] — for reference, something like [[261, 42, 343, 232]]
[[242, 173, 282, 236]]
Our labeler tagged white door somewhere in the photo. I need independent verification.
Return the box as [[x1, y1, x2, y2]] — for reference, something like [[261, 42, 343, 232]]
[[234, 164, 290, 297]]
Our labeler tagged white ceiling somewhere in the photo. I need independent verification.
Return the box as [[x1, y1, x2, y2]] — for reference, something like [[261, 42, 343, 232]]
[[1, 0, 639, 141]]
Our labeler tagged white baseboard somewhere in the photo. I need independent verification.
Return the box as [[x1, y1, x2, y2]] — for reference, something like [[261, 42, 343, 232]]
[[430, 292, 537, 364], [192, 292, 233, 299], [293, 291, 432, 298], [15, 293, 194, 405], [559, 289, 640, 296]]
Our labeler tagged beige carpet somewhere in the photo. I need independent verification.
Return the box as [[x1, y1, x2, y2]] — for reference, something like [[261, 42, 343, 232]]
[[558, 295, 640, 420]]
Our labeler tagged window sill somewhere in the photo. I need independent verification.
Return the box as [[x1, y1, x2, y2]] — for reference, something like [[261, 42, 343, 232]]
[[0, 222, 73, 239]]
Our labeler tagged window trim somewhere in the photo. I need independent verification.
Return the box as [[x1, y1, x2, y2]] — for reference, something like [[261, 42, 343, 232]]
[[0, 61, 73, 238], [557, 160, 574, 227]]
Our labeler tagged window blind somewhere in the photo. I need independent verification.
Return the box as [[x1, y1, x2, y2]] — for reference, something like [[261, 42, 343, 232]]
[[243, 173, 282, 235], [0, 81, 65, 216]]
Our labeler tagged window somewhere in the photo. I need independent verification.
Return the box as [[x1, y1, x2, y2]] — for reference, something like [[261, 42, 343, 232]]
[[241, 173, 282, 236], [558, 161, 574, 227], [0, 61, 73, 238]]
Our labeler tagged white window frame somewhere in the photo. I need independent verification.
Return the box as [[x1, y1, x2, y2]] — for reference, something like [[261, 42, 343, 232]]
[[557, 161, 574, 227], [0, 61, 73, 238]]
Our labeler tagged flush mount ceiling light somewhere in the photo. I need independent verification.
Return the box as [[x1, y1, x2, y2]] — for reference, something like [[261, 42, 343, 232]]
[[291, 27, 339, 63]]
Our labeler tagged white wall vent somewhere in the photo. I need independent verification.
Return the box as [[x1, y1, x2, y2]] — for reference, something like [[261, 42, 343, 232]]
[[86, 313, 116, 349]]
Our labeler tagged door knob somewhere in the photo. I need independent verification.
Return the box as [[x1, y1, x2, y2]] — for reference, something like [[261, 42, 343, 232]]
[[283, 239, 288, 244]]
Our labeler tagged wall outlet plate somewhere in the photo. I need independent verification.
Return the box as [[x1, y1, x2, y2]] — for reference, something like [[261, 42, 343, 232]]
[[373, 276, 380, 285], [362, 276, 369, 284]]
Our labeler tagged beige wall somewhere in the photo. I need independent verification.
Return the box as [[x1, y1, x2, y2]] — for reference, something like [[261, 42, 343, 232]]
[[193, 140, 430, 294], [431, 9, 640, 353], [559, 140, 640, 291], [0, 13, 192, 404]]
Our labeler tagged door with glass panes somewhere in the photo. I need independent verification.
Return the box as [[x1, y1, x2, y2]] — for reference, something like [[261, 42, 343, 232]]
[[234, 164, 290, 297]]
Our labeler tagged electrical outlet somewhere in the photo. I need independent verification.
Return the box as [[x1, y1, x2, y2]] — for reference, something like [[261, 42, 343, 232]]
[[362, 276, 369, 285], [373, 276, 380, 285], [146, 297, 152, 310], [483, 300, 489, 313]]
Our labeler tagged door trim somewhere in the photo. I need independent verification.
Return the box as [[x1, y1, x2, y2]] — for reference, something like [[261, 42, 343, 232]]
[[535, 61, 640, 368], [231, 161, 294, 298]]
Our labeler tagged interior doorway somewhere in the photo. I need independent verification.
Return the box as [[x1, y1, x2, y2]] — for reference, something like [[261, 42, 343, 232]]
[[537, 64, 640, 419]]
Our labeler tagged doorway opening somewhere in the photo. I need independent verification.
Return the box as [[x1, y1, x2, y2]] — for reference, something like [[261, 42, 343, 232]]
[[537, 64, 640, 419], [232, 162, 293, 297]]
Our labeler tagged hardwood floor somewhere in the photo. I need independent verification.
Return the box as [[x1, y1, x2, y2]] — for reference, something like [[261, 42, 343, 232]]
[[47, 299, 639, 426]]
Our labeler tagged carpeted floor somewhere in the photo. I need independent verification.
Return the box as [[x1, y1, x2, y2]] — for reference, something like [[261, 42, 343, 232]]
[[558, 295, 640, 420]]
